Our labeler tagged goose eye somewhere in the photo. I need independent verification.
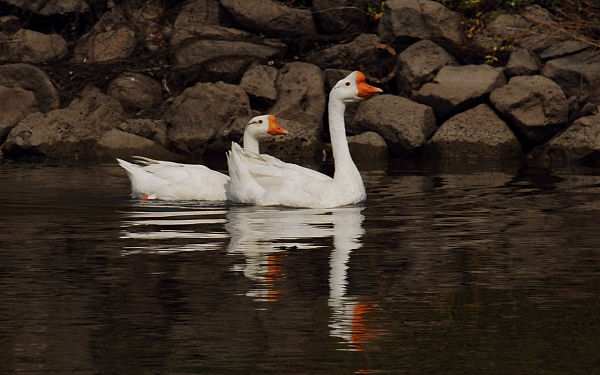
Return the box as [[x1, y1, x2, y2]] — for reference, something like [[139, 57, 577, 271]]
[[345, 81, 351, 86], [258, 120, 263, 124]]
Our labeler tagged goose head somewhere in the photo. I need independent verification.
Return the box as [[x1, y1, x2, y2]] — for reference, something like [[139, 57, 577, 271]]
[[245, 114, 288, 140], [331, 71, 383, 104]]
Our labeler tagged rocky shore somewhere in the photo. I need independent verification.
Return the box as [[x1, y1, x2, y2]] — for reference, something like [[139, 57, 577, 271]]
[[1, 0, 599, 166]]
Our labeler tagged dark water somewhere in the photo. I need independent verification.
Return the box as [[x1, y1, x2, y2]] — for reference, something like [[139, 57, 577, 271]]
[[2, 159, 600, 374]]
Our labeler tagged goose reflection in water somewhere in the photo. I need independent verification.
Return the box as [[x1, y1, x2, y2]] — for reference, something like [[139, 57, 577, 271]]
[[225, 205, 377, 351]]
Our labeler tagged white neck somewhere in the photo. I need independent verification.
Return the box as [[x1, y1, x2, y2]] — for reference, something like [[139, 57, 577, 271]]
[[328, 95, 360, 181], [243, 132, 260, 154]]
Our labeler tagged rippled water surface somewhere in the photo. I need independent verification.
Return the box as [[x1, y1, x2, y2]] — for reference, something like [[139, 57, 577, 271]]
[[2, 159, 600, 374]]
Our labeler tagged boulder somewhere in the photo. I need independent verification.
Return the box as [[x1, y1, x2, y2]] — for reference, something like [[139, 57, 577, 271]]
[[220, 0, 318, 38], [505, 48, 539, 77], [490, 75, 569, 145], [0, 85, 39, 143], [96, 129, 179, 160], [107, 73, 164, 109], [2, 86, 126, 159], [269, 62, 326, 130], [471, 14, 531, 53], [531, 114, 600, 164], [2, 0, 89, 16], [352, 94, 437, 155], [171, 39, 283, 81], [118, 118, 168, 146], [239, 63, 278, 105], [71, 9, 137, 63], [541, 50, 600, 104], [0, 63, 60, 112], [378, 0, 464, 48], [0, 29, 68, 64], [162, 81, 252, 156], [517, 5, 568, 53], [396, 39, 457, 92], [307, 33, 380, 69], [413, 64, 506, 120], [539, 40, 590, 60], [347, 131, 389, 163], [257, 118, 324, 161], [425, 104, 523, 159], [312, 0, 372, 34]]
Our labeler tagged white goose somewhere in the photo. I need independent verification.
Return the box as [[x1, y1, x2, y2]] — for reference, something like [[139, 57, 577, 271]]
[[117, 114, 287, 200], [227, 71, 382, 208]]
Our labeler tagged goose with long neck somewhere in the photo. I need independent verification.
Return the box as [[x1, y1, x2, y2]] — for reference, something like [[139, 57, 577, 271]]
[[117, 114, 287, 201], [227, 71, 382, 208]]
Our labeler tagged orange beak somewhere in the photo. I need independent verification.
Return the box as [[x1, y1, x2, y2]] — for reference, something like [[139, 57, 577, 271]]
[[267, 114, 288, 136], [356, 71, 383, 99]]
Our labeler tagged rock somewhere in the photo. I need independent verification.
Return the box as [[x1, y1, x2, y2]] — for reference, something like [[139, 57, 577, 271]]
[[239, 63, 278, 105], [425, 104, 523, 159], [171, 39, 283, 81], [0, 29, 68, 64], [0, 63, 60, 112], [490, 75, 569, 145], [505, 48, 539, 77], [96, 129, 179, 160], [162, 81, 252, 157], [471, 14, 531, 53], [531, 114, 600, 164], [220, 0, 318, 38], [517, 5, 568, 53], [71, 9, 137, 63], [378, 0, 464, 48], [347, 131, 389, 162], [396, 39, 457, 92], [107, 73, 164, 109], [2, 0, 89, 16], [541, 50, 600, 104], [269, 62, 326, 130], [0, 86, 39, 143], [2, 86, 126, 159], [307, 33, 380, 69], [170, 0, 251, 46], [414, 64, 506, 120], [313, 0, 372, 34], [539, 40, 590, 60], [118, 118, 168, 146], [258, 118, 324, 161], [352, 94, 436, 155]]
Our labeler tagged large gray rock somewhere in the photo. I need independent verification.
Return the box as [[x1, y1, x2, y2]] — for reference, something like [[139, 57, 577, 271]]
[[71, 9, 137, 63], [425, 104, 523, 159], [352, 94, 436, 155], [541, 50, 600, 104], [378, 0, 464, 48], [107, 73, 164, 109], [471, 14, 531, 53], [2, 0, 89, 16], [0, 85, 38, 142], [490, 75, 569, 145], [0, 63, 60, 112], [118, 118, 168, 147], [505, 48, 539, 77], [269, 62, 326, 130], [220, 0, 318, 38], [312, 0, 371, 34], [531, 114, 600, 164], [162, 81, 252, 156], [97, 129, 180, 160], [396, 39, 457, 92], [307, 33, 379, 69], [348, 131, 389, 163], [3, 86, 126, 159], [414, 64, 506, 120], [171, 39, 283, 82], [258, 118, 324, 161], [0, 29, 68, 64], [239, 63, 278, 105]]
